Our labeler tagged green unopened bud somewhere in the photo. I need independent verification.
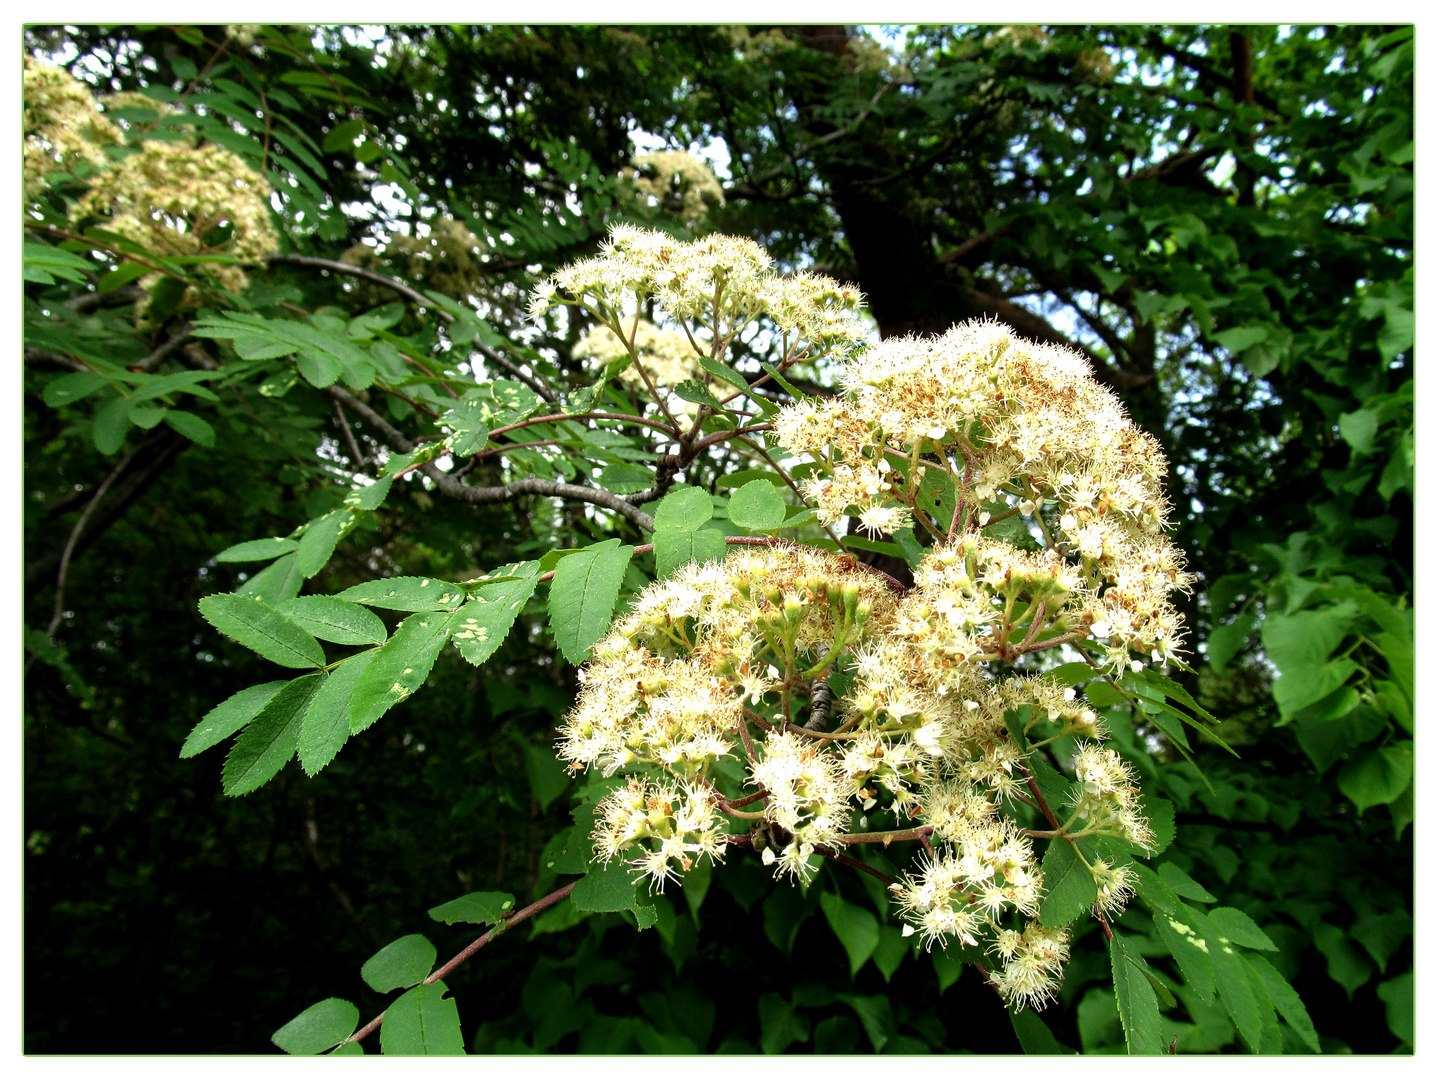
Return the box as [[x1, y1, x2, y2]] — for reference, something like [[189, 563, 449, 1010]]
[[763, 585, 784, 608], [784, 599, 805, 624]]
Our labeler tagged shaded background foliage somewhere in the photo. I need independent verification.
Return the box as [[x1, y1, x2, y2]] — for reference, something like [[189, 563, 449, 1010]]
[[24, 23, 1411, 1054]]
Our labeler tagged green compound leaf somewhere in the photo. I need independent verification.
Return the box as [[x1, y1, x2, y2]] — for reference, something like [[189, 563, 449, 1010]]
[[1247, 953, 1321, 1053], [428, 892, 516, 926], [1137, 795, 1175, 857], [1110, 934, 1165, 1055], [222, 672, 326, 796], [1376, 971, 1414, 1047], [547, 539, 635, 665], [1130, 862, 1182, 915], [449, 562, 540, 666], [295, 508, 355, 578], [540, 821, 590, 876], [522, 740, 570, 812], [271, 997, 359, 1055], [652, 485, 714, 532], [598, 462, 653, 494], [836, 992, 893, 1053], [726, 478, 787, 531], [819, 892, 880, 977], [1011, 1008, 1077, 1054], [181, 680, 287, 758], [361, 933, 436, 993], [348, 610, 462, 733], [672, 379, 729, 413], [1037, 840, 1096, 928], [653, 522, 728, 579], [163, 409, 215, 447], [199, 593, 326, 669], [870, 924, 907, 982], [297, 652, 374, 776], [1027, 754, 1077, 812], [1337, 742, 1413, 811], [1198, 910, 1264, 1052], [438, 398, 490, 456], [215, 537, 299, 563], [93, 395, 132, 454], [337, 576, 467, 611], [378, 982, 466, 1056], [757, 992, 810, 1055]]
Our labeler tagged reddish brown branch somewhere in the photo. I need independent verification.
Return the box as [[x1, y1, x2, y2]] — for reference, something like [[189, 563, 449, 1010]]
[[343, 880, 577, 1048]]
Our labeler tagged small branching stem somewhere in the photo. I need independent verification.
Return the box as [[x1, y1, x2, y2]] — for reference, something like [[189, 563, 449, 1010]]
[[343, 880, 577, 1048]]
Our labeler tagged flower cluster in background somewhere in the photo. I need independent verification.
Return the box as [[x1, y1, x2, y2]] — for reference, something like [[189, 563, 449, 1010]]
[[25, 57, 277, 299], [625, 149, 726, 224], [80, 141, 277, 296], [572, 318, 704, 390], [23, 57, 120, 201]]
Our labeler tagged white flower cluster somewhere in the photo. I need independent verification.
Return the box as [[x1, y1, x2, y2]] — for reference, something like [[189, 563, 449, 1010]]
[[542, 236, 1187, 1011], [529, 225, 868, 359], [592, 777, 726, 890], [773, 319, 1193, 672], [626, 150, 726, 224], [560, 546, 896, 887], [23, 58, 120, 201]]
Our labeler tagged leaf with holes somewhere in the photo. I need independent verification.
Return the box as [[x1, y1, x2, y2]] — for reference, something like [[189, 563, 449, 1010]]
[[450, 563, 540, 666], [348, 609, 463, 733], [338, 576, 466, 612], [428, 892, 515, 926]]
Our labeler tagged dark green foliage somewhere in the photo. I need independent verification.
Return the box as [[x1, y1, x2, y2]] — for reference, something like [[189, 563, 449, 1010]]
[[24, 21, 1410, 1056]]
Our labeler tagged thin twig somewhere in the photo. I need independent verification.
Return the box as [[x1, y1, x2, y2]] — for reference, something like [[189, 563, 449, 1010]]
[[27, 446, 141, 678], [332, 399, 369, 475]]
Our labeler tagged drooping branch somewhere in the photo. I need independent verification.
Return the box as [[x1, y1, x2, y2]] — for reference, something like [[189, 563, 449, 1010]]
[[25, 430, 190, 589], [265, 253, 558, 403], [325, 385, 656, 532]]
